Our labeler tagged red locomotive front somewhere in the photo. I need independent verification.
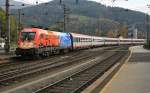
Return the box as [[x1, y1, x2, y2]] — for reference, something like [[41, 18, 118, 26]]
[[16, 28, 48, 56]]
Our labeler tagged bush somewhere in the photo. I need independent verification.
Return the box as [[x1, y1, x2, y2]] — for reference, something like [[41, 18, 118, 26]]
[[144, 44, 150, 49]]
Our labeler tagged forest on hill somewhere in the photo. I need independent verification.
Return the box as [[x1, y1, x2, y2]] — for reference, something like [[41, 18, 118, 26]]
[[10, 0, 149, 38]]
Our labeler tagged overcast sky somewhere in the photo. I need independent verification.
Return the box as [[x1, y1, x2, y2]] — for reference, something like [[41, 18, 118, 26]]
[[15, 0, 150, 13]]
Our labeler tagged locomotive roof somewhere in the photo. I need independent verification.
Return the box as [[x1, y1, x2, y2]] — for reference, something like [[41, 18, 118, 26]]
[[22, 28, 47, 33], [21, 28, 145, 41], [70, 33, 92, 38]]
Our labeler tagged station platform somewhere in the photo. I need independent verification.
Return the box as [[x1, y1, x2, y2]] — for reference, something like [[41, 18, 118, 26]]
[[100, 45, 150, 93]]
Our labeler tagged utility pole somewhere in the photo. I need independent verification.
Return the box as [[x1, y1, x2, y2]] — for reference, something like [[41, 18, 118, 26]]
[[63, 4, 66, 32], [62, 4, 70, 32], [16, 9, 21, 41], [18, 9, 21, 31], [5, 0, 10, 53], [146, 14, 149, 46]]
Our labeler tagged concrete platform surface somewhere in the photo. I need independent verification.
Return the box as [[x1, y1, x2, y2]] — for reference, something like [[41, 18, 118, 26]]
[[100, 45, 150, 93]]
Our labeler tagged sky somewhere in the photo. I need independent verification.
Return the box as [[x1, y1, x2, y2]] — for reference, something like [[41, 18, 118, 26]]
[[15, 0, 150, 13]]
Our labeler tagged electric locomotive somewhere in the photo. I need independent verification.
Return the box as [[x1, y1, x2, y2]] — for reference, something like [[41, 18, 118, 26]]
[[16, 28, 72, 56]]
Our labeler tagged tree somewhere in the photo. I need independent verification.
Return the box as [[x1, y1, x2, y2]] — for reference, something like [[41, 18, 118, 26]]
[[119, 26, 128, 38], [0, 8, 17, 43], [138, 31, 145, 39], [107, 30, 114, 38], [95, 28, 101, 36]]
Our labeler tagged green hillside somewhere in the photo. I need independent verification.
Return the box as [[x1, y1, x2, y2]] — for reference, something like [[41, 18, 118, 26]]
[[12, 0, 147, 38]]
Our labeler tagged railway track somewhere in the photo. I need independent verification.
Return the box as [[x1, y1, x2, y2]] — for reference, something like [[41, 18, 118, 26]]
[[0, 46, 118, 73], [0, 47, 116, 90], [0, 48, 92, 72], [0, 46, 117, 69], [0, 51, 80, 74], [34, 48, 128, 93]]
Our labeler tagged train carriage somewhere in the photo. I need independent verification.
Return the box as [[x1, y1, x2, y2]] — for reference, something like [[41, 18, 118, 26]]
[[103, 37, 119, 45], [119, 38, 131, 45], [132, 39, 145, 44], [92, 36, 104, 47], [70, 33, 92, 49]]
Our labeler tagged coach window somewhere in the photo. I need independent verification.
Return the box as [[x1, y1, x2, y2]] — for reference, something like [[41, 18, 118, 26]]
[[81, 38, 84, 42], [76, 38, 78, 42], [80, 38, 82, 42], [81, 38, 83, 42], [77, 38, 79, 42], [74, 38, 76, 42], [74, 38, 77, 42], [84, 38, 86, 42], [73, 38, 75, 42]]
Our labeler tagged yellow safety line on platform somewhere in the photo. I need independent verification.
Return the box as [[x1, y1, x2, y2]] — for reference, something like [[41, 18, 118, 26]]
[[100, 47, 133, 93]]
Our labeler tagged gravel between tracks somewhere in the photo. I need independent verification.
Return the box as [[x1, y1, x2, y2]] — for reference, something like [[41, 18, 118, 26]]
[[0, 46, 127, 93], [0, 46, 118, 78], [34, 48, 127, 93]]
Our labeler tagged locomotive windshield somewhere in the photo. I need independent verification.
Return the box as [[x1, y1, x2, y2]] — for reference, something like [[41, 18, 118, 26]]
[[21, 32, 36, 41]]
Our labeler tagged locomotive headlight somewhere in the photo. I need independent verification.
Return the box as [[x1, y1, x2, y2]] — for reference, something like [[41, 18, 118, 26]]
[[29, 42, 34, 48], [31, 41, 37, 48], [21, 41, 34, 49]]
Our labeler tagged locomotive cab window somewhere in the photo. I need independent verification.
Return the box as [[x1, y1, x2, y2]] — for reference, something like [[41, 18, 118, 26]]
[[21, 32, 36, 41]]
